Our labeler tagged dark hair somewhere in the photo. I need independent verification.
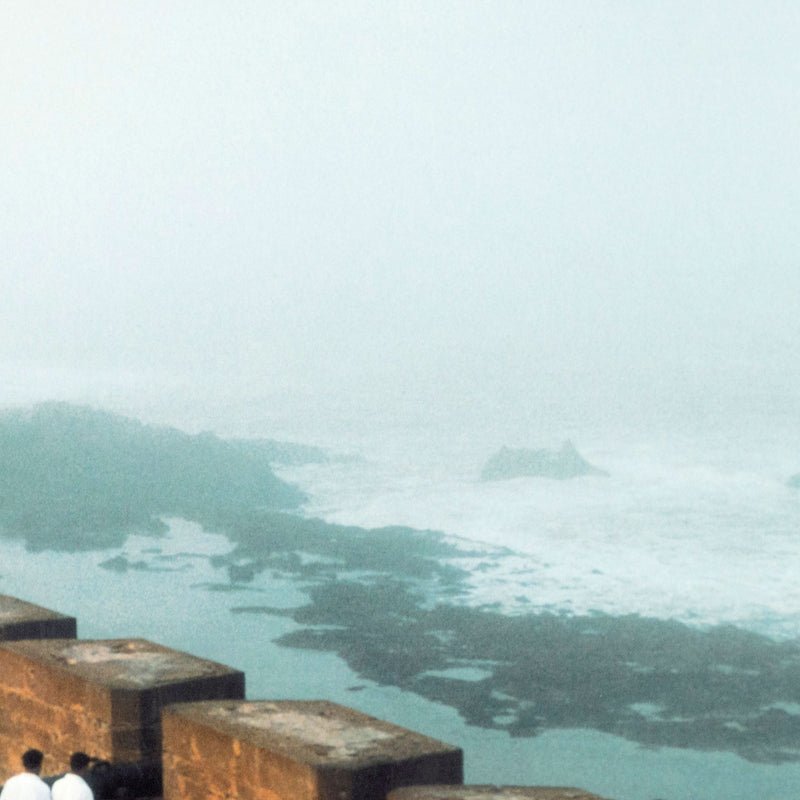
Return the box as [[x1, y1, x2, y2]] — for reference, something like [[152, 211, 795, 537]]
[[21, 749, 44, 771], [70, 752, 92, 772]]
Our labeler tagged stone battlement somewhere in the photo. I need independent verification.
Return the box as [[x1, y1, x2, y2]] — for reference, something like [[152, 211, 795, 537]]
[[0, 636, 245, 777], [162, 700, 463, 800], [0, 594, 77, 641], [389, 787, 608, 800], [0, 595, 612, 800]]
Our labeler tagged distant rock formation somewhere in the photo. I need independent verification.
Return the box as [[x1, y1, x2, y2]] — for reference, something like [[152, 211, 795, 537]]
[[480, 441, 607, 481]]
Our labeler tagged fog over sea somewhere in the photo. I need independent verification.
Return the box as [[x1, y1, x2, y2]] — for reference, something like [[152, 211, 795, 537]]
[[4, 4, 800, 799], [2, 370, 800, 800]]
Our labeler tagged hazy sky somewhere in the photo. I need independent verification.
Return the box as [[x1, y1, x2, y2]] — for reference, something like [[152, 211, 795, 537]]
[[2, 2, 799, 418]]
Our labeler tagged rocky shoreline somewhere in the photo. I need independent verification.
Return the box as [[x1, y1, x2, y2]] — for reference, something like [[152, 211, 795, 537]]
[[7, 403, 800, 767], [187, 509, 800, 766]]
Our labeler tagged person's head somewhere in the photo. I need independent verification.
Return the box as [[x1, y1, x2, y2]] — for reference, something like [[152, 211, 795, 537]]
[[69, 752, 92, 775], [21, 749, 44, 774]]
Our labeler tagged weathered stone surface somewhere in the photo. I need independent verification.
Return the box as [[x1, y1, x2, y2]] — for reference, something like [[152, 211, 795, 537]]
[[162, 699, 463, 800], [388, 786, 613, 800], [0, 594, 77, 641], [0, 638, 244, 782]]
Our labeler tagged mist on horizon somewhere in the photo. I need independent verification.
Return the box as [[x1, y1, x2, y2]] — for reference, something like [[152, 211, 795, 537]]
[[2, 2, 799, 428]]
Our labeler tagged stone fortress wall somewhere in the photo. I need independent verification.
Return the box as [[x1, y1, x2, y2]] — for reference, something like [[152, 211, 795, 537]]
[[0, 594, 610, 800]]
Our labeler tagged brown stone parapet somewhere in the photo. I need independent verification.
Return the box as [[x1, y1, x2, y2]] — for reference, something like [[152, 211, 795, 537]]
[[161, 699, 464, 800], [388, 786, 613, 800], [0, 638, 245, 782], [0, 594, 77, 641]]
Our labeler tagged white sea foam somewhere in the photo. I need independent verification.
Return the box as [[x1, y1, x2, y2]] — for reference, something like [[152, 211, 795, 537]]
[[4, 376, 797, 640], [2, 384, 800, 800], [273, 417, 800, 640]]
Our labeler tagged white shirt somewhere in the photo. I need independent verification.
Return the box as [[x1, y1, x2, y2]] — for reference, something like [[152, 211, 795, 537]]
[[0, 771, 52, 800], [50, 774, 92, 800]]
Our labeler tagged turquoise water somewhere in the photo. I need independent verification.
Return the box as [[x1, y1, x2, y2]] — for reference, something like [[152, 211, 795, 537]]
[[2, 378, 800, 798], [4, 520, 800, 800]]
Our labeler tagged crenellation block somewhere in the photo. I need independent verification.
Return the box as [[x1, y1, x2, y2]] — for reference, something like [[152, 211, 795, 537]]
[[0, 637, 245, 782], [0, 594, 77, 641], [161, 699, 463, 800], [388, 785, 614, 800]]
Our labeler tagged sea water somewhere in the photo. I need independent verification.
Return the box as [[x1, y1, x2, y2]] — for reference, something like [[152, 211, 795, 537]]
[[1, 378, 800, 799], [271, 418, 800, 639], [3, 521, 800, 800]]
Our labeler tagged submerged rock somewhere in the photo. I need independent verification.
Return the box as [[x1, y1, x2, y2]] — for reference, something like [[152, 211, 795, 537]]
[[480, 441, 607, 481], [262, 577, 800, 765]]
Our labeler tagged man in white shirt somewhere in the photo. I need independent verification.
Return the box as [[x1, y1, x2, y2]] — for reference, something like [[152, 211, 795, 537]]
[[50, 754, 93, 800], [0, 748, 52, 800]]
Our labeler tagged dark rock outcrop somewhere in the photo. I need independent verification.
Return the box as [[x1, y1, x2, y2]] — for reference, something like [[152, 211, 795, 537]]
[[480, 441, 607, 481], [0, 402, 306, 550]]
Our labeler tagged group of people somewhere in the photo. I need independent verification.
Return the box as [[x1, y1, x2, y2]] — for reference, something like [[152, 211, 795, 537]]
[[0, 749, 94, 800]]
